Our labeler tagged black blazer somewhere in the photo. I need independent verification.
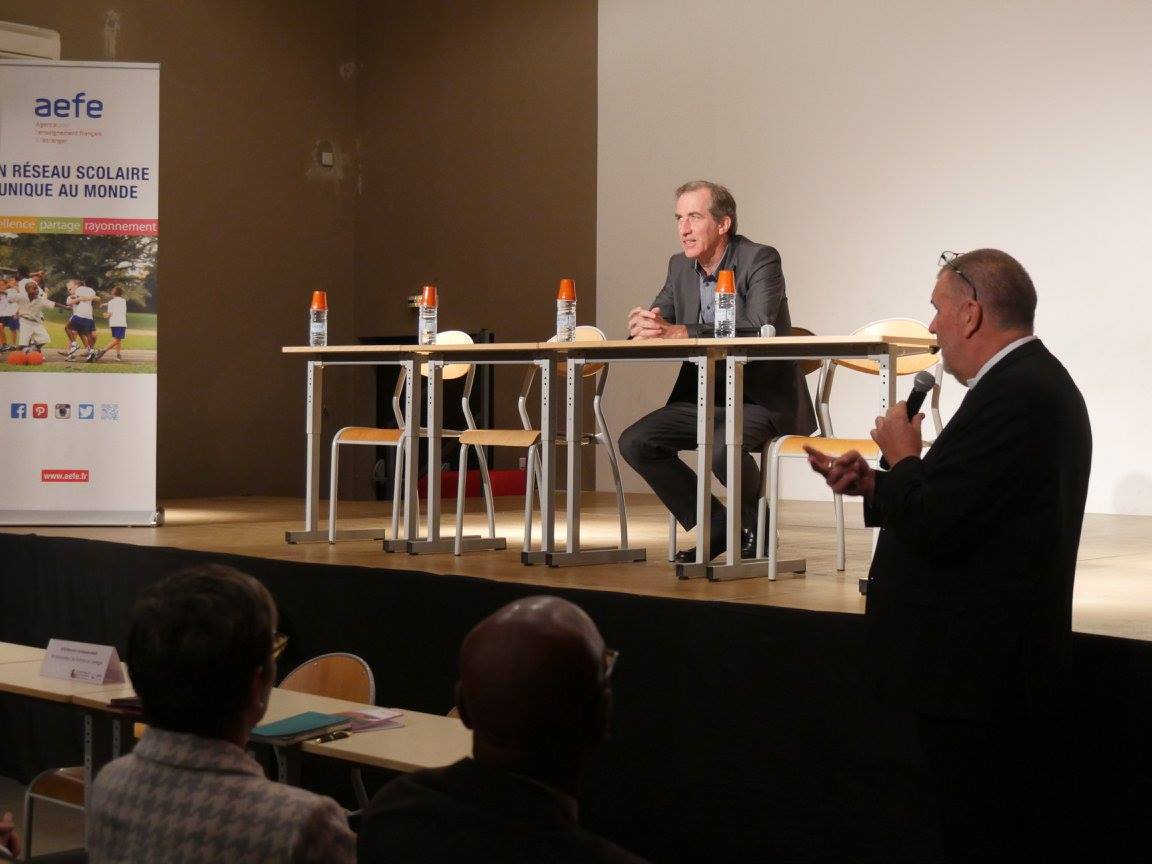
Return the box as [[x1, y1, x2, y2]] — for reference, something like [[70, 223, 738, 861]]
[[358, 758, 648, 864], [864, 339, 1092, 719], [650, 235, 817, 436]]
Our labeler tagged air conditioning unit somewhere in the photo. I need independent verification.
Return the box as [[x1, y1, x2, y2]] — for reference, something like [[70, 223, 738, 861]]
[[0, 21, 61, 61]]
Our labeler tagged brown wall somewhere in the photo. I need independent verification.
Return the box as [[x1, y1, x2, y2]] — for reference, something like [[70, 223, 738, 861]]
[[352, 0, 598, 480], [0, 0, 597, 498], [1, 0, 359, 497]]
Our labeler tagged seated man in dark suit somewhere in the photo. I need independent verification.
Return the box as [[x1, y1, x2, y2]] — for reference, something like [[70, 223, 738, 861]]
[[620, 180, 816, 561], [806, 249, 1092, 863], [87, 565, 356, 864], [358, 596, 648, 863]]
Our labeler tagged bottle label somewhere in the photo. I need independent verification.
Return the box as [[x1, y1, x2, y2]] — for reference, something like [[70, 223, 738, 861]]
[[713, 291, 735, 338], [418, 309, 437, 345], [309, 320, 327, 346], [556, 312, 575, 341], [556, 300, 576, 342]]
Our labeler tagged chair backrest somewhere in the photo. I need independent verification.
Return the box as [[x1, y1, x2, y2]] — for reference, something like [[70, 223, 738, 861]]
[[787, 326, 823, 376], [420, 329, 473, 381], [548, 324, 607, 378], [518, 325, 610, 430], [818, 318, 943, 438], [835, 318, 937, 375], [279, 652, 375, 704], [391, 330, 476, 427]]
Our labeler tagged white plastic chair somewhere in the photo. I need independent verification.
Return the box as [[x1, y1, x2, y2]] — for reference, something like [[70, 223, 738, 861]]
[[758, 318, 942, 579]]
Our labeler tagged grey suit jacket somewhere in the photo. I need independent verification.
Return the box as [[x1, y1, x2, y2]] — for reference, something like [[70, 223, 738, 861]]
[[651, 235, 817, 436]]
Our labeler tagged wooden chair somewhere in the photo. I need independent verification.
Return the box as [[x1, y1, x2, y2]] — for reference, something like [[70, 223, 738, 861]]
[[279, 652, 376, 813], [453, 325, 631, 556], [21, 766, 86, 861], [758, 318, 942, 579], [327, 330, 495, 545]]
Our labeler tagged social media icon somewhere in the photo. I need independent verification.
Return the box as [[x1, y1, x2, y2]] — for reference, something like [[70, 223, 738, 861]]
[[9, 403, 26, 419], [78, 403, 95, 420], [32, 403, 48, 419], [54, 403, 71, 419]]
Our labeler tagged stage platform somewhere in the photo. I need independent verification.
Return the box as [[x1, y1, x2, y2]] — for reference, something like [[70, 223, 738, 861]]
[[3, 492, 1150, 642], [1, 496, 1149, 862]]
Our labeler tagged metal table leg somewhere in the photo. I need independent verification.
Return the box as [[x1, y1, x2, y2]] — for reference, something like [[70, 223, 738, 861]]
[[286, 361, 334, 543], [386, 359, 422, 551], [83, 713, 94, 790], [858, 347, 896, 593], [708, 354, 804, 581], [523, 357, 557, 564], [545, 356, 644, 567], [676, 353, 714, 579], [403, 358, 501, 554]]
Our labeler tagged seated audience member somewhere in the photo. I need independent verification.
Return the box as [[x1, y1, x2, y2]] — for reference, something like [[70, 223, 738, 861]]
[[2, 809, 86, 863], [86, 565, 355, 864], [358, 596, 648, 863], [0, 810, 19, 860]]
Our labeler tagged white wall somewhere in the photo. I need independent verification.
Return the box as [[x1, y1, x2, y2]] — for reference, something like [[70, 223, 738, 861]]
[[597, 0, 1152, 515]]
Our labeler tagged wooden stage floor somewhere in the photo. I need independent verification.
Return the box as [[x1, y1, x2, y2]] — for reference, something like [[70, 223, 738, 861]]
[[4, 493, 1150, 642]]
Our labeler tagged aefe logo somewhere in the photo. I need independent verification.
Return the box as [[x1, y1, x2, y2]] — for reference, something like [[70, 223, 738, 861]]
[[34, 92, 104, 119]]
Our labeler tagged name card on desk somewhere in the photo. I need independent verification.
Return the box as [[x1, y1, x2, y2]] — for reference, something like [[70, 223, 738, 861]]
[[40, 639, 126, 684]]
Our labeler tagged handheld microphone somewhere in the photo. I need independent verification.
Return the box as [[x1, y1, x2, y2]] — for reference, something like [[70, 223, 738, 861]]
[[878, 371, 936, 471], [905, 371, 936, 419]]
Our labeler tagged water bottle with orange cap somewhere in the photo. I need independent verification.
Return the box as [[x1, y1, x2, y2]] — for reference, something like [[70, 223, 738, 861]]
[[309, 290, 328, 346], [555, 278, 576, 342], [418, 284, 438, 345], [714, 270, 736, 338]]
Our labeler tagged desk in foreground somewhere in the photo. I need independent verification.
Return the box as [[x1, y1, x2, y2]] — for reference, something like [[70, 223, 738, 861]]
[[0, 659, 138, 788], [264, 687, 471, 773], [0, 659, 130, 703], [0, 641, 47, 664], [74, 682, 472, 784]]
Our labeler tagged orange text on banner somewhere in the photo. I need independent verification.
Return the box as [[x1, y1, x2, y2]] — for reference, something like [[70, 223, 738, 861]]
[[0, 216, 38, 233]]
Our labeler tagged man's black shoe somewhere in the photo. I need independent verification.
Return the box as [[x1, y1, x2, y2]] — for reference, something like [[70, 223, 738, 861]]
[[674, 527, 757, 563]]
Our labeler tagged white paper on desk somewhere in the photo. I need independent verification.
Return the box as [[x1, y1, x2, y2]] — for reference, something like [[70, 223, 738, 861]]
[[39, 638, 126, 684], [337, 707, 404, 732]]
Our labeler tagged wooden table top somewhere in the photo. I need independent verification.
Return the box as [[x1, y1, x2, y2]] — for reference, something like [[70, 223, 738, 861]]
[[265, 688, 471, 772], [72, 683, 471, 773], [0, 641, 47, 664], [0, 659, 133, 703], [283, 333, 936, 359]]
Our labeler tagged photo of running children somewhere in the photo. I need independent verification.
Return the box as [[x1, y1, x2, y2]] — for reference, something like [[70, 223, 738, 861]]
[[0, 271, 20, 350], [0, 233, 157, 374], [60, 278, 100, 361]]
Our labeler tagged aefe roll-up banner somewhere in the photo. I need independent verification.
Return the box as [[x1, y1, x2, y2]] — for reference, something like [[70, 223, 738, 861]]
[[0, 61, 159, 525]]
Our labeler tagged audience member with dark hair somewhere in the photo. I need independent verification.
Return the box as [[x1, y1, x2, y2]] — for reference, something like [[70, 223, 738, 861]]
[[86, 564, 355, 864], [358, 596, 648, 863]]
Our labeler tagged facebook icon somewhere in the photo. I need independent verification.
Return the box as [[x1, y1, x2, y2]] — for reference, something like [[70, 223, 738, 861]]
[[10, 403, 26, 419]]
